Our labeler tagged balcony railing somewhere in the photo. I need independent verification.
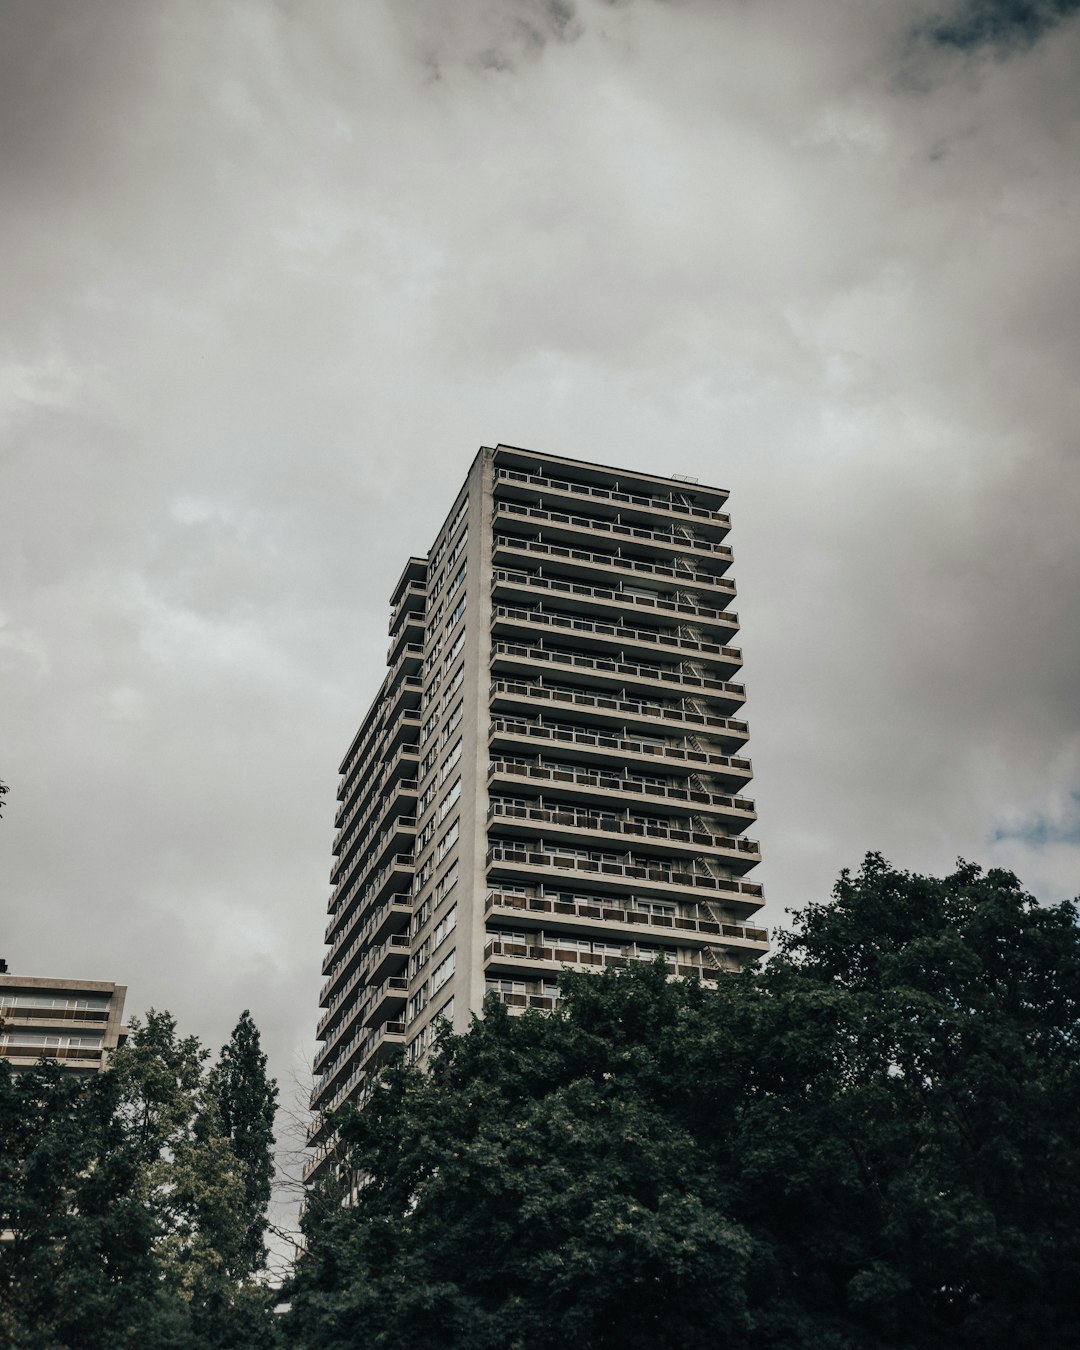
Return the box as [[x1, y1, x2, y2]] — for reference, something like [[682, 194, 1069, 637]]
[[487, 802, 760, 860], [489, 680, 748, 741], [486, 844, 764, 900], [328, 851, 415, 939], [490, 642, 746, 703], [488, 719, 752, 780], [492, 607, 742, 669], [492, 534, 736, 597], [485, 889, 768, 944], [494, 467, 730, 528], [488, 758, 756, 817], [491, 570, 738, 634], [493, 502, 734, 562], [483, 936, 717, 982]]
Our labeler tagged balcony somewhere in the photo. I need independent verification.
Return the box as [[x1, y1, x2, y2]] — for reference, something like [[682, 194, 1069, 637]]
[[489, 680, 750, 752], [486, 844, 764, 907], [490, 570, 739, 643], [388, 580, 428, 635], [493, 467, 731, 537], [488, 759, 757, 830], [485, 889, 768, 948], [331, 810, 416, 888], [491, 607, 743, 676], [493, 501, 734, 569], [387, 611, 426, 665], [488, 719, 754, 791], [483, 935, 720, 983], [363, 975, 409, 1028], [487, 802, 761, 872], [327, 852, 415, 945], [321, 893, 411, 997], [490, 642, 747, 714], [492, 534, 736, 601]]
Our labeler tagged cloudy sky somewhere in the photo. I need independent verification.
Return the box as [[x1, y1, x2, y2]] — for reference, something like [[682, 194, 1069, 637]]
[[2, 0, 1079, 1136]]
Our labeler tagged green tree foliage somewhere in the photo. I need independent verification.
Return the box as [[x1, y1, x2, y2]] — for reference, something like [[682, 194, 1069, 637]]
[[0, 1010, 280, 1349], [286, 856, 1080, 1350], [211, 1010, 279, 1274]]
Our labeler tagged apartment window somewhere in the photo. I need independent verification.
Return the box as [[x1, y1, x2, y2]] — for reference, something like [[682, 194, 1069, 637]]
[[420, 746, 438, 779], [450, 497, 469, 535], [445, 629, 466, 668], [448, 561, 467, 596], [442, 702, 463, 743], [431, 949, 455, 994], [408, 986, 428, 1021], [437, 820, 459, 862], [439, 778, 461, 820], [410, 939, 430, 978], [434, 903, 457, 948], [411, 898, 431, 935], [441, 738, 462, 780], [417, 819, 435, 854], [413, 860, 432, 895], [434, 862, 459, 904], [433, 995, 454, 1025], [421, 710, 438, 742], [448, 594, 466, 629], [418, 780, 437, 816], [443, 664, 464, 704], [448, 528, 468, 564]]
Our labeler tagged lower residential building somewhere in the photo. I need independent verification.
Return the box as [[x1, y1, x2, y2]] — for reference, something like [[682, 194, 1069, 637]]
[[307, 445, 768, 1179], [0, 961, 129, 1074]]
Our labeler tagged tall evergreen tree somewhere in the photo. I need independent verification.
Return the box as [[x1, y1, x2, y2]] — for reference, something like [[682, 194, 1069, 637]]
[[212, 1009, 279, 1274]]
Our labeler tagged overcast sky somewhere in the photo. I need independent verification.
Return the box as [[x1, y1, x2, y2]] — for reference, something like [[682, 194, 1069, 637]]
[[2, 0, 1079, 1136]]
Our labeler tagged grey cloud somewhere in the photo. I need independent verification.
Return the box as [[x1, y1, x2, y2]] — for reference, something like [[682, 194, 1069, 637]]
[[929, 0, 1080, 49]]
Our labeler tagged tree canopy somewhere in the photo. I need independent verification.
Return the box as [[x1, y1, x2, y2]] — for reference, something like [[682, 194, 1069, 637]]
[[286, 855, 1080, 1350], [0, 1009, 280, 1349]]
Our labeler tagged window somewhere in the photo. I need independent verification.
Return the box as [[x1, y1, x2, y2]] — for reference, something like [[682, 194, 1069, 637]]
[[443, 664, 464, 704], [448, 561, 467, 596], [444, 629, 466, 668], [434, 862, 459, 904], [413, 860, 432, 895], [420, 745, 438, 779], [421, 710, 438, 742], [439, 778, 461, 820], [442, 702, 463, 743], [433, 995, 454, 1025], [417, 819, 435, 853], [418, 780, 437, 816], [450, 497, 469, 535], [448, 594, 466, 629], [411, 898, 431, 935], [434, 903, 457, 947], [437, 820, 459, 862], [408, 986, 428, 1021], [449, 528, 468, 565], [410, 940, 430, 978], [431, 949, 455, 993], [441, 738, 462, 780]]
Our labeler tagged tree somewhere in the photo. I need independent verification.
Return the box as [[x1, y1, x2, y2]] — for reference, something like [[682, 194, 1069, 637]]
[[0, 1009, 281, 1349], [211, 1010, 279, 1274], [286, 857, 1080, 1350]]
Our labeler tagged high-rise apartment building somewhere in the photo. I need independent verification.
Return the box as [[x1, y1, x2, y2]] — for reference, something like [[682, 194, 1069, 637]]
[[307, 445, 767, 1177], [0, 964, 129, 1074]]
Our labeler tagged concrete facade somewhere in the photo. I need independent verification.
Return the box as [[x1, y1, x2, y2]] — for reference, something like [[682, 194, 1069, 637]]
[[0, 969, 128, 1074], [307, 445, 767, 1177]]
